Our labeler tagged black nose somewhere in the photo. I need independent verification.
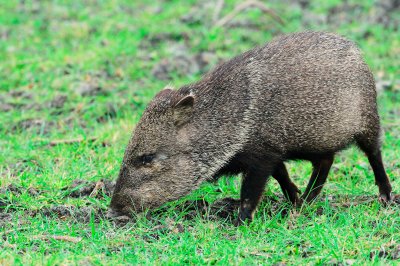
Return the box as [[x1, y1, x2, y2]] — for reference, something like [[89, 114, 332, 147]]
[[107, 198, 131, 217]]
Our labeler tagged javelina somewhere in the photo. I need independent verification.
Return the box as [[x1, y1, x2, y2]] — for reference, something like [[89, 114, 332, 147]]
[[109, 31, 393, 223]]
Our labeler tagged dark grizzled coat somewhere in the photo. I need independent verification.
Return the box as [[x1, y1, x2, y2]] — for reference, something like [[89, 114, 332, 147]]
[[109, 31, 392, 222]]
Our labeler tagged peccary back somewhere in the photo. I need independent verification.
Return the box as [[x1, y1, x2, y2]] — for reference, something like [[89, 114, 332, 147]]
[[240, 32, 378, 154]]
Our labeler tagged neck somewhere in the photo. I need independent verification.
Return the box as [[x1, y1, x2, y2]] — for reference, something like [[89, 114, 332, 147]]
[[178, 79, 255, 179]]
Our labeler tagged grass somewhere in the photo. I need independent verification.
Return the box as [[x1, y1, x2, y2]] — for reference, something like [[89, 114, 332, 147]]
[[0, 0, 399, 264]]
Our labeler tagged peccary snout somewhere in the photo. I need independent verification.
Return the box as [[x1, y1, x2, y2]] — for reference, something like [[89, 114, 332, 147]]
[[109, 167, 149, 215]]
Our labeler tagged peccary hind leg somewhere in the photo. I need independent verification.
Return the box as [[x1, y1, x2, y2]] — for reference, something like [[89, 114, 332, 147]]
[[301, 154, 334, 202], [272, 162, 302, 206], [236, 168, 269, 225], [357, 137, 392, 202]]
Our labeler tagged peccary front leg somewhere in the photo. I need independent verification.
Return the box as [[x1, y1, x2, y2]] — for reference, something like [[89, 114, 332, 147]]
[[236, 168, 269, 225], [301, 154, 334, 202], [272, 162, 302, 206]]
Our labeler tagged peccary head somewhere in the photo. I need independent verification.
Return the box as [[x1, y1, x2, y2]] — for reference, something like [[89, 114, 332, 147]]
[[109, 88, 200, 215]]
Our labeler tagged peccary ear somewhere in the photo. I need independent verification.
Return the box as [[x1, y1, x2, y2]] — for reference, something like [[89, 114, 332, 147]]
[[173, 95, 194, 127]]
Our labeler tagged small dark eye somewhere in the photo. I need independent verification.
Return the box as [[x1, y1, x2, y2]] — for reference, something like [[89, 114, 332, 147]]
[[141, 154, 155, 165]]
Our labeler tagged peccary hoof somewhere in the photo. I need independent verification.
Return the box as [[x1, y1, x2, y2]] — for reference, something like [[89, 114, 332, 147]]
[[379, 192, 393, 205], [233, 218, 246, 227], [234, 210, 253, 226]]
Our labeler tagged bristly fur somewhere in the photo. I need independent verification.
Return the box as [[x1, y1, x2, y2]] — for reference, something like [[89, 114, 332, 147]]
[[109, 31, 392, 220]]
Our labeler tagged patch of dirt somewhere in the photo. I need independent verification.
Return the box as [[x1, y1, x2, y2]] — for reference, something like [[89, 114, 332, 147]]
[[0, 199, 10, 210], [143, 218, 186, 242], [327, 259, 356, 266], [140, 32, 190, 48], [74, 82, 104, 97], [370, 244, 400, 260], [370, 0, 400, 28], [272, 263, 287, 266], [151, 197, 240, 222], [63, 116, 87, 131], [0, 94, 25, 112], [181, 199, 210, 220], [0, 96, 44, 113], [41, 205, 76, 218], [96, 103, 118, 123], [151, 43, 218, 80], [49, 95, 67, 109], [0, 27, 10, 41], [0, 102, 15, 112], [326, 3, 364, 27], [375, 78, 400, 93], [12, 118, 55, 134], [391, 246, 400, 260], [195, 52, 219, 72], [111, 215, 131, 226], [178, 0, 222, 26], [63, 179, 115, 198], [162, 194, 400, 223], [17, 0, 41, 14], [6, 159, 42, 178], [209, 197, 240, 220], [0, 200, 18, 214], [3, 184, 23, 195], [39, 205, 106, 223], [0, 184, 45, 213], [8, 90, 33, 99], [27, 187, 40, 196], [393, 194, 400, 204], [180, 0, 284, 29], [0, 213, 12, 228], [303, 0, 400, 29]]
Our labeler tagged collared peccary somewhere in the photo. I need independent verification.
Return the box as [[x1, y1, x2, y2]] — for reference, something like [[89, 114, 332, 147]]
[[109, 31, 393, 223]]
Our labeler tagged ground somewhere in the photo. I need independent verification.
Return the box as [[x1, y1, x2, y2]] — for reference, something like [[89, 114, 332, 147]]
[[0, 0, 399, 264]]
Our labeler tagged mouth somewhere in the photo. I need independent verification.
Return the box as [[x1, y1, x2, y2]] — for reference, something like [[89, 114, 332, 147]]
[[107, 197, 134, 218]]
